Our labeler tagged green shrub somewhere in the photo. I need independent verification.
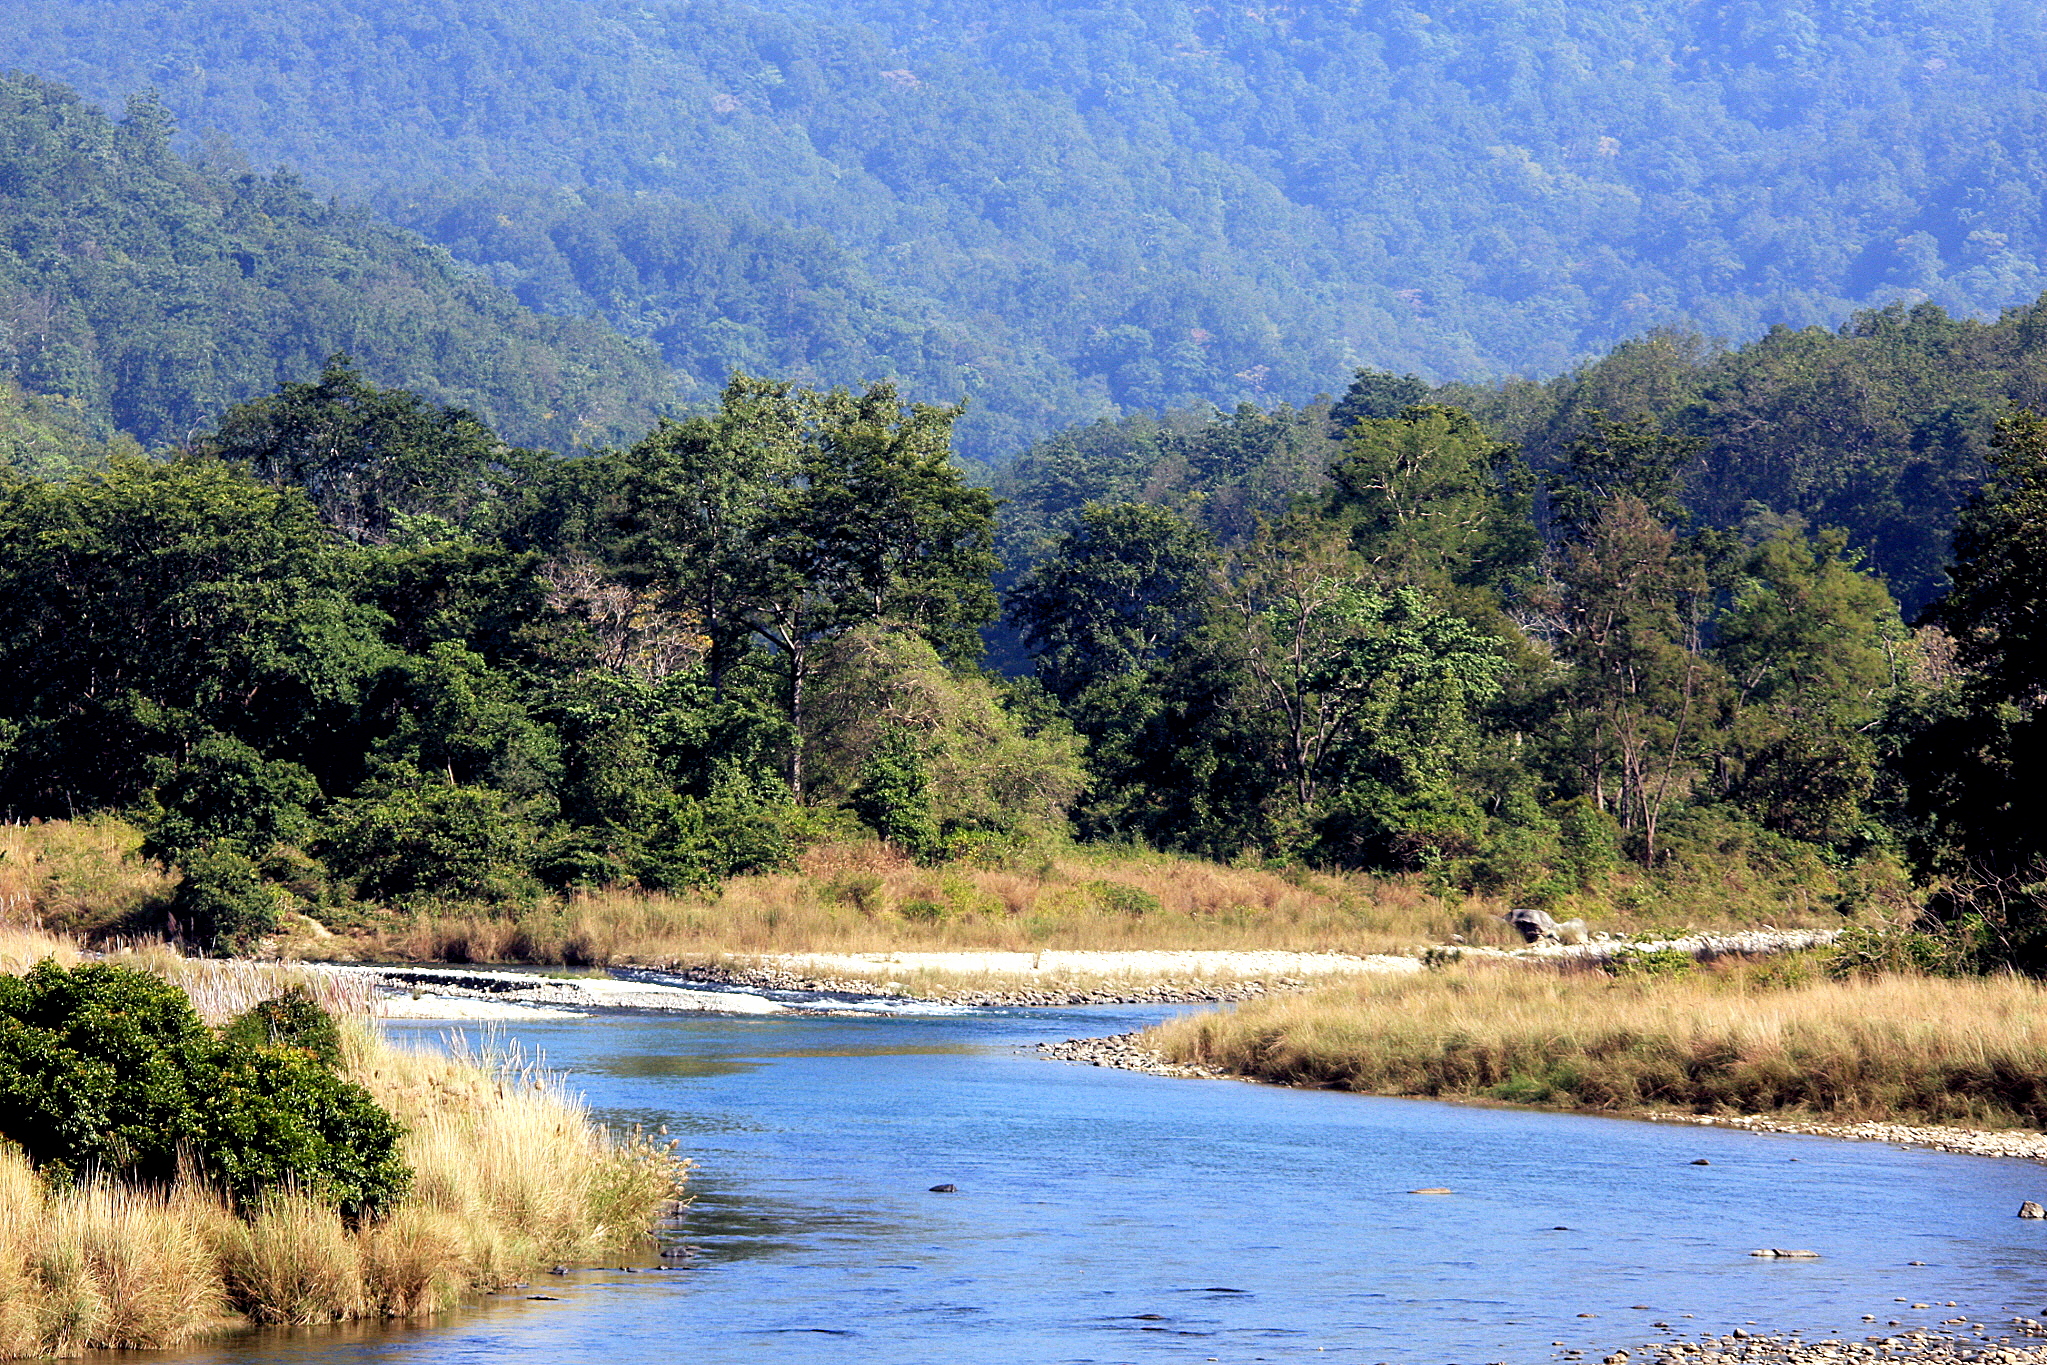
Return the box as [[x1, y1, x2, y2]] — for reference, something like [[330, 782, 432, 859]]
[[0, 962, 409, 1218], [851, 726, 939, 862], [141, 733, 321, 866], [169, 845, 283, 952], [1606, 946, 1698, 979], [1823, 925, 1966, 979], [1087, 880, 1161, 917], [221, 986, 343, 1066], [322, 779, 538, 903]]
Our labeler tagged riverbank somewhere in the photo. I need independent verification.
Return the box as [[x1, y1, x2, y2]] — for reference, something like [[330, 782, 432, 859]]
[[1121, 960, 2047, 1138], [1620, 1325, 2047, 1363], [0, 933, 684, 1358], [1036, 1030, 2047, 1163]]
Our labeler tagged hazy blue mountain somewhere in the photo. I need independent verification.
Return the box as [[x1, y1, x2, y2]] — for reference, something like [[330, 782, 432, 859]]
[[9, 1, 2047, 457]]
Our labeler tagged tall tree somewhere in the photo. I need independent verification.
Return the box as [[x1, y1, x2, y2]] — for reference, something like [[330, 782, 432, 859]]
[[1325, 404, 1538, 599], [615, 376, 997, 798]]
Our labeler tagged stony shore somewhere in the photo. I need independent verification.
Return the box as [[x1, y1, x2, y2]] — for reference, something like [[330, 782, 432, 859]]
[[670, 958, 1295, 1006], [1608, 1323, 2047, 1364], [1642, 1112, 2047, 1162]]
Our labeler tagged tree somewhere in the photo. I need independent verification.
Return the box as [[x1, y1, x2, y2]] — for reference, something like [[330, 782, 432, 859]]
[[1546, 412, 1699, 541], [204, 356, 516, 544], [1714, 527, 1902, 844], [616, 376, 998, 798], [1328, 368, 1431, 437], [0, 457, 382, 814], [1902, 410, 2047, 961], [1549, 496, 1725, 865], [1219, 522, 1507, 862], [1325, 404, 1538, 598], [1006, 502, 1216, 706]]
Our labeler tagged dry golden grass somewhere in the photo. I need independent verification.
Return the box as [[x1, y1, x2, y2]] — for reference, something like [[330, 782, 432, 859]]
[[0, 929, 685, 1358], [340, 841, 1543, 965], [1151, 960, 2047, 1129], [0, 817, 173, 937]]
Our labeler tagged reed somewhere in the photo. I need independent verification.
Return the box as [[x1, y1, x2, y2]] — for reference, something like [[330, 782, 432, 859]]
[[1150, 961, 2047, 1129], [0, 929, 685, 1358]]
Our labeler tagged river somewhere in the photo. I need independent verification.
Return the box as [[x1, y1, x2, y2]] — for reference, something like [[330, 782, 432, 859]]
[[147, 996, 2047, 1364]]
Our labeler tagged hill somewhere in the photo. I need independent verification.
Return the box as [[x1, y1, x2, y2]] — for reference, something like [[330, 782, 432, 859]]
[[10, 1, 2047, 457], [0, 74, 674, 451]]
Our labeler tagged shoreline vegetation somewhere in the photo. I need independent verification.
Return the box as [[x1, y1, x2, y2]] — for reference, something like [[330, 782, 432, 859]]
[[1137, 958, 2047, 1140], [0, 928, 684, 1359]]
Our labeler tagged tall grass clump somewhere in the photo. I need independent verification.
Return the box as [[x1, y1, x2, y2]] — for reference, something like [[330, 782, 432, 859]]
[[0, 817, 175, 937], [1150, 961, 2047, 1129]]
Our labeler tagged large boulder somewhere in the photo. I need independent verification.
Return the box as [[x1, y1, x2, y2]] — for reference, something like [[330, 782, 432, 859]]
[[1504, 907, 1558, 943]]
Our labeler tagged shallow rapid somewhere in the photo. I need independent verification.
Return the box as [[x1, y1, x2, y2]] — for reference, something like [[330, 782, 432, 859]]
[[139, 997, 2047, 1365]]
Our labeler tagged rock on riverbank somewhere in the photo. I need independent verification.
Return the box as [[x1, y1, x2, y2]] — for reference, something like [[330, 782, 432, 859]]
[[1645, 1113, 2047, 1162], [1621, 1322, 2047, 1363], [672, 956, 1371, 1006], [1035, 1031, 1231, 1079]]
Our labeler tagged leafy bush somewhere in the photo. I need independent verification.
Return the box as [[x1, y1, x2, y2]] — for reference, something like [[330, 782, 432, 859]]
[[0, 962, 409, 1218], [141, 733, 320, 865], [1605, 946, 1698, 979], [168, 845, 283, 952], [1087, 880, 1161, 917], [220, 985, 343, 1066], [1823, 925, 1966, 979], [850, 726, 939, 862], [322, 779, 538, 903]]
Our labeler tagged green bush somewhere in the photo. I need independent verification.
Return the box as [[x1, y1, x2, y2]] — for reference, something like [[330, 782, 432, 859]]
[[0, 962, 409, 1218], [322, 778, 538, 903], [220, 985, 343, 1066], [169, 845, 283, 952], [141, 732, 321, 866], [1606, 946, 1698, 979], [851, 726, 939, 862], [1087, 880, 1161, 917]]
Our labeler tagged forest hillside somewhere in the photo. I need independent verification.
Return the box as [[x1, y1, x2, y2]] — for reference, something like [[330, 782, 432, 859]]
[[0, 74, 674, 452], [8, 1, 2047, 457]]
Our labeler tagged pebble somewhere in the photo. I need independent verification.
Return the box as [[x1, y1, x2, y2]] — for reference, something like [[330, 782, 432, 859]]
[[1647, 1114, 2047, 1164]]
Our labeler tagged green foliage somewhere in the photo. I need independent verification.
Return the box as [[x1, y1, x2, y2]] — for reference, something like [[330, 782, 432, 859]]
[[1086, 881, 1161, 918], [0, 962, 408, 1217], [1822, 926, 1967, 980], [204, 356, 527, 544], [21, 4, 2047, 464], [850, 726, 940, 862], [0, 75, 669, 452], [168, 845, 283, 952], [1605, 946, 1698, 980], [142, 733, 321, 867], [320, 779, 539, 904], [221, 986, 344, 1067]]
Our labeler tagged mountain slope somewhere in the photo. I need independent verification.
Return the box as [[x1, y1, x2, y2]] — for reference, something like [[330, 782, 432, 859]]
[[0, 75, 673, 451], [10, 1, 2047, 457]]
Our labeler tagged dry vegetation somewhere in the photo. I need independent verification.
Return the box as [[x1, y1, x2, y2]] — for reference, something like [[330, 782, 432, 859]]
[[0, 929, 684, 1358], [1150, 959, 2047, 1129], [286, 839, 1869, 969], [0, 817, 1878, 968], [0, 817, 174, 938]]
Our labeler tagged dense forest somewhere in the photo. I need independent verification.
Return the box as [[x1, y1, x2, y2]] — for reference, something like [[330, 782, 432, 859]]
[[11, 1, 2047, 457], [2, 349, 2042, 966], [0, 75, 674, 451]]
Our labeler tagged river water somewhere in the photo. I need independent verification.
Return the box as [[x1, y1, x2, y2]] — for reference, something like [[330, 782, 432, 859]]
[[151, 997, 2047, 1365]]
